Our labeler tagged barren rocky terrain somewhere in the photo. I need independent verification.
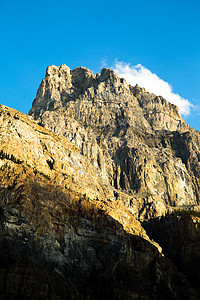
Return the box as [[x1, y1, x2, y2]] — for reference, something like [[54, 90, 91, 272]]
[[30, 65, 200, 218], [0, 65, 200, 299]]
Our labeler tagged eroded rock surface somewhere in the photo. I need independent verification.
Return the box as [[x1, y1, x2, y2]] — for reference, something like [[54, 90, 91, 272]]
[[29, 65, 200, 218], [1, 63, 200, 298], [0, 105, 198, 299]]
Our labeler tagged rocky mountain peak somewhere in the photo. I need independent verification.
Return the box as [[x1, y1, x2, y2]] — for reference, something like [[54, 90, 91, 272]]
[[100, 67, 119, 81], [30, 65, 188, 133], [71, 66, 96, 93], [27, 64, 200, 221], [46, 64, 71, 77], [1, 65, 200, 298]]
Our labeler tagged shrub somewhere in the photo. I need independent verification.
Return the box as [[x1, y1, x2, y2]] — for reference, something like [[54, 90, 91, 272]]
[[47, 159, 54, 170], [33, 168, 50, 180], [0, 150, 23, 164], [165, 209, 200, 218]]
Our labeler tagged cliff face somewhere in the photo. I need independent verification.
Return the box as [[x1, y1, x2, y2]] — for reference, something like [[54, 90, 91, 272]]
[[29, 65, 200, 219], [1, 64, 200, 298], [0, 105, 198, 299], [143, 214, 200, 293]]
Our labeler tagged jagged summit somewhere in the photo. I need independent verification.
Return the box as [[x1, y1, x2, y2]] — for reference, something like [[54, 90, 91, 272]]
[[29, 64, 187, 133], [28, 64, 200, 219], [0, 66, 200, 298]]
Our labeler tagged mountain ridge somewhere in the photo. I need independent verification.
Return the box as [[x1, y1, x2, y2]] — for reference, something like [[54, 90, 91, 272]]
[[29, 64, 200, 219], [0, 65, 200, 298]]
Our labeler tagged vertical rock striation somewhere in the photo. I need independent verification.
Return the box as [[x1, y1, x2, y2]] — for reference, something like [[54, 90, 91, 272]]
[[0, 105, 198, 298], [29, 65, 200, 218]]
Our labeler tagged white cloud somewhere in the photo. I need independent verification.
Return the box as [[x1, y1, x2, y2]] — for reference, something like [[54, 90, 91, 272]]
[[113, 61, 192, 116], [100, 58, 108, 69]]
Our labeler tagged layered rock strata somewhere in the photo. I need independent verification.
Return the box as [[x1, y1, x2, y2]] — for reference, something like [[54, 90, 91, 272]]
[[0, 105, 198, 298], [29, 65, 200, 218]]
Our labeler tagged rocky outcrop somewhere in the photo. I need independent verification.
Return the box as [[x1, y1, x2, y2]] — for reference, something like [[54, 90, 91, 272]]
[[29, 65, 200, 218], [0, 104, 147, 235], [1, 187, 198, 299], [0, 105, 199, 299], [29, 65, 187, 133]]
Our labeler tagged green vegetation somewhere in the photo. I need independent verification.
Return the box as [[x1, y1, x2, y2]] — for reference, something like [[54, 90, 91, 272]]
[[0, 163, 9, 171], [0, 150, 24, 164], [33, 168, 50, 180], [165, 209, 200, 218], [40, 172, 51, 180], [46, 159, 54, 170], [0, 149, 51, 181]]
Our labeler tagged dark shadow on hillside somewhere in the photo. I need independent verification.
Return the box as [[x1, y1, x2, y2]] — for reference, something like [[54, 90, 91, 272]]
[[0, 180, 199, 299], [143, 214, 200, 296]]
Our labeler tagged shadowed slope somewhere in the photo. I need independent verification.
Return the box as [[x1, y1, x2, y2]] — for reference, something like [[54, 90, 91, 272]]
[[0, 104, 198, 299]]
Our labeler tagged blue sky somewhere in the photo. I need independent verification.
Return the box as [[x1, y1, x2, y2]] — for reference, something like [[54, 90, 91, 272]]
[[0, 0, 200, 130]]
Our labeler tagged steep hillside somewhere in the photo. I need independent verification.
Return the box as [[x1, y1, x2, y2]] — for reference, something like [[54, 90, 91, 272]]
[[29, 65, 200, 219], [0, 104, 198, 298]]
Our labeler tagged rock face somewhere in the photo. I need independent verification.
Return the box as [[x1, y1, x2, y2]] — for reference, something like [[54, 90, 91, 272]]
[[29, 65, 200, 219], [143, 214, 200, 293], [0, 105, 199, 299], [1, 64, 200, 299]]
